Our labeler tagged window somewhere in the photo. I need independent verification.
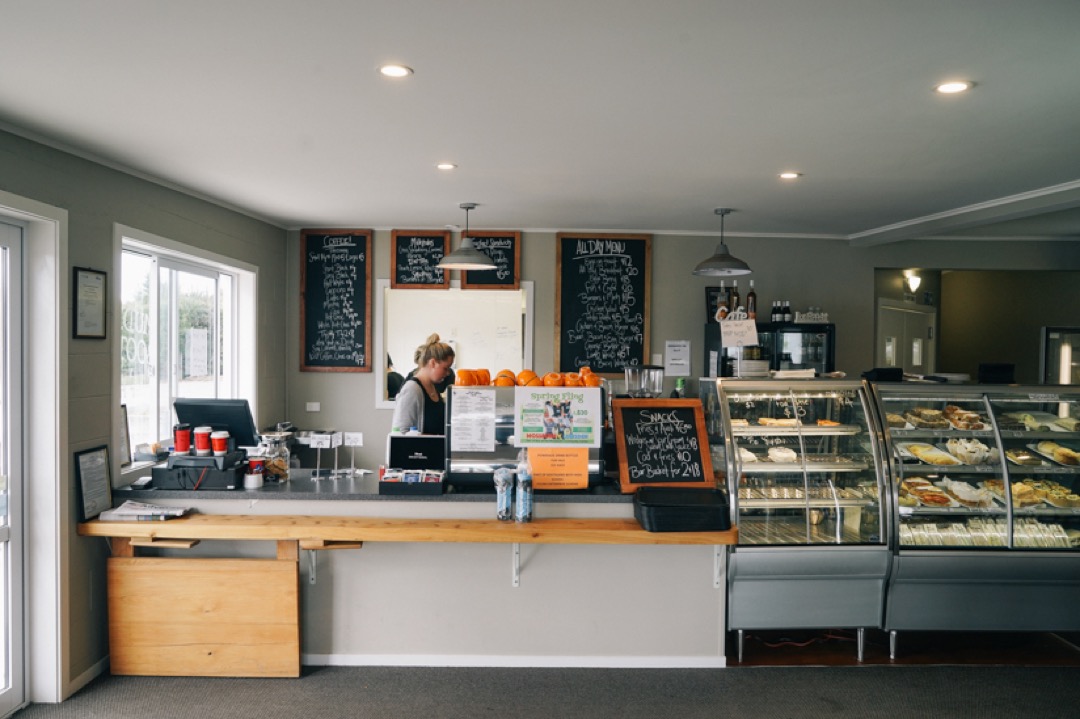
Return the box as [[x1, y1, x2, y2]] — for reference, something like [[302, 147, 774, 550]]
[[120, 231, 256, 449]]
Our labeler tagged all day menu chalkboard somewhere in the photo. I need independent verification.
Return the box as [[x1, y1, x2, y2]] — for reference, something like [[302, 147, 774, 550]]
[[612, 399, 714, 493], [301, 229, 372, 372], [391, 230, 449, 289], [461, 231, 521, 289], [555, 233, 651, 374]]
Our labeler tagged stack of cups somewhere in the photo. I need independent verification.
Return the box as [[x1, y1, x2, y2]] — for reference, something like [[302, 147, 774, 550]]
[[173, 423, 192, 454], [193, 426, 213, 456], [245, 457, 265, 489], [211, 430, 230, 456]]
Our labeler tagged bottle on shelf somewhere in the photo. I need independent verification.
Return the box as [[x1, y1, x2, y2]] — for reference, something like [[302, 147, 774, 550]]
[[770, 300, 780, 323], [715, 279, 729, 320], [730, 280, 740, 316], [782, 300, 792, 323], [514, 449, 534, 523], [746, 280, 757, 320]]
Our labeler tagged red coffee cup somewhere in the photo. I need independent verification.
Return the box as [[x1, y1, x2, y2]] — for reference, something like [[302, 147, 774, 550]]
[[193, 426, 212, 456], [248, 457, 266, 475], [173, 423, 191, 454], [211, 430, 230, 456]]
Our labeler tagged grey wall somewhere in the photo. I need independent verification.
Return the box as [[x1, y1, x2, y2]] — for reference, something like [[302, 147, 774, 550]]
[[285, 231, 1080, 472], [0, 129, 288, 689]]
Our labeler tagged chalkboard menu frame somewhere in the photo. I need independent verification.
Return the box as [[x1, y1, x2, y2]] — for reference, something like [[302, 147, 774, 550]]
[[611, 398, 715, 494], [391, 230, 450, 289], [555, 233, 651, 375], [300, 228, 373, 373], [461, 230, 521, 290]]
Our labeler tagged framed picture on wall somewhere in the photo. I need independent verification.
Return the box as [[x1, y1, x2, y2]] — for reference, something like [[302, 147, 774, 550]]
[[73, 267, 107, 339]]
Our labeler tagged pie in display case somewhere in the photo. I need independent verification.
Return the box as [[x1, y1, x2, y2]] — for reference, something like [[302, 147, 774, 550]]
[[701, 379, 891, 661], [874, 383, 1080, 650]]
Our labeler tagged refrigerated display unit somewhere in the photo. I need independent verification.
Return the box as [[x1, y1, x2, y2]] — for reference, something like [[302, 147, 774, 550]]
[[701, 379, 890, 661], [1040, 327, 1080, 385], [873, 383, 1080, 657], [703, 322, 835, 377]]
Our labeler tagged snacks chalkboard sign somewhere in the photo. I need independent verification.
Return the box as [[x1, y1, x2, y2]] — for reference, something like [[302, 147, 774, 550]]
[[301, 229, 372, 372], [391, 230, 449, 289], [612, 399, 715, 494], [555, 233, 651, 374], [461, 231, 521, 289]]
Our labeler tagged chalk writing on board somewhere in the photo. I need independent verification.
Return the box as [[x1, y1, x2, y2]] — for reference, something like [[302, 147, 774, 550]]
[[612, 399, 713, 493], [462, 232, 520, 289], [392, 231, 448, 288], [301, 230, 371, 372], [557, 235, 650, 374]]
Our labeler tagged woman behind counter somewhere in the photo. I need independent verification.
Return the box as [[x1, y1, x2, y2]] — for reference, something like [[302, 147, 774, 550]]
[[391, 333, 455, 434]]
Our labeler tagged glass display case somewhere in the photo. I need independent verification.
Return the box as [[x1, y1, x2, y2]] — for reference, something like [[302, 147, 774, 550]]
[[874, 383, 1080, 650], [701, 378, 890, 660]]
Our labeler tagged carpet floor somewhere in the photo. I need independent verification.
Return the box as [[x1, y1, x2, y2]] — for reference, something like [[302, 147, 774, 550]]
[[13, 665, 1080, 719]]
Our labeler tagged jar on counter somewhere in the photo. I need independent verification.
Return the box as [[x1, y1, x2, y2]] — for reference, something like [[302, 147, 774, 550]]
[[261, 436, 291, 482]]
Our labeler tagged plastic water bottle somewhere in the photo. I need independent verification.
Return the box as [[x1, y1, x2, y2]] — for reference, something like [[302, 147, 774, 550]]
[[514, 450, 533, 523], [493, 467, 514, 521]]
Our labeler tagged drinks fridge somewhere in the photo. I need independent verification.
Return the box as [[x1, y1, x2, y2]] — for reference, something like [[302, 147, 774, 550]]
[[704, 322, 836, 377]]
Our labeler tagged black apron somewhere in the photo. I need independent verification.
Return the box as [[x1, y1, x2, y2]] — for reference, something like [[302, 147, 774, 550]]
[[407, 376, 446, 435]]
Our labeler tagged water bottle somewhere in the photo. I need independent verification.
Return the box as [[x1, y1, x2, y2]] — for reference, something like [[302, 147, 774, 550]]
[[493, 467, 514, 521], [514, 449, 533, 523]]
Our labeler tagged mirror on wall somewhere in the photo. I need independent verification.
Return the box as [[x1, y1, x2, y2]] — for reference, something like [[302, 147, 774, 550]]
[[373, 279, 534, 408]]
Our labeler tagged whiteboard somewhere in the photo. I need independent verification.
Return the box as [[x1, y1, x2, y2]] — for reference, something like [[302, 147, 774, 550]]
[[375, 280, 534, 407]]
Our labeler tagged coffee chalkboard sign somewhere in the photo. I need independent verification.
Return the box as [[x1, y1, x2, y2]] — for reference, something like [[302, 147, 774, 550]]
[[461, 231, 521, 290], [301, 229, 372, 372], [391, 230, 449, 289], [555, 233, 651, 374], [612, 399, 715, 494]]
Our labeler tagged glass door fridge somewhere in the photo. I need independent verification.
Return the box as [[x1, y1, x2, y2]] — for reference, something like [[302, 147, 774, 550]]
[[1041, 327, 1080, 385]]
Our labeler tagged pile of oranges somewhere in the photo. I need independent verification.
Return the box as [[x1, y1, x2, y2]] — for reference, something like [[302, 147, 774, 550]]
[[455, 366, 603, 388]]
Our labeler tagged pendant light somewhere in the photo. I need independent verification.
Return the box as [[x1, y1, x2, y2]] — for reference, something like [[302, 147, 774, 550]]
[[692, 207, 751, 276], [437, 202, 497, 270]]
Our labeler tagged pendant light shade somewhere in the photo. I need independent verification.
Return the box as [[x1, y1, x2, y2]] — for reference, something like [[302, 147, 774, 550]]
[[692, 208, 752, 276], [437, 202, 497, 270]]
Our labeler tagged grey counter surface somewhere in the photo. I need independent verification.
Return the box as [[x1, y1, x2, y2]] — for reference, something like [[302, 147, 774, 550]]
[[116, 469, 631, 504]]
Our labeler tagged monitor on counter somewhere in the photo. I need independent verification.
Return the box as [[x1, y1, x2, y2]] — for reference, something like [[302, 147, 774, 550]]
[[174, 398, 261, 448]]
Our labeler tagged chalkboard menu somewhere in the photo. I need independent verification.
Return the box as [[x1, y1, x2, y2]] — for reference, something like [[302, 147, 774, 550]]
[[301, 229, 372, 373], [391, 230, 449, 289], [461, 231, 521, 289], [612, 399, 714, 494], [555, 233, 651, 374]]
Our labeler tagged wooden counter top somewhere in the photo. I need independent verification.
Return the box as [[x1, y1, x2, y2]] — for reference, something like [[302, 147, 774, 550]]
[[79, 514, 736, 546]]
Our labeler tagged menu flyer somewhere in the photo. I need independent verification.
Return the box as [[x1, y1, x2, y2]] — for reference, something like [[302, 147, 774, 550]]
[[514, 386, 602, 447]]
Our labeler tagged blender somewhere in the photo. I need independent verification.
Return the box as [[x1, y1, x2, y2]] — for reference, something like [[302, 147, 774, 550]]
[[625, 365, 664, 398]]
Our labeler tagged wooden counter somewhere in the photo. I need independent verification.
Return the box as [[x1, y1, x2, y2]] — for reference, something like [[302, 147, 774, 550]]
[[79, 515, 735, 678]]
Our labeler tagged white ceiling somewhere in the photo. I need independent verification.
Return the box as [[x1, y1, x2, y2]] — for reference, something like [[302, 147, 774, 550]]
[[3, 0, 1080, 243]]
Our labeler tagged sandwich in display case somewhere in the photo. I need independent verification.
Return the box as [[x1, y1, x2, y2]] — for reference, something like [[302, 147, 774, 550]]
[[873, 383, 1080, 656], [701, 378, 890, 661]]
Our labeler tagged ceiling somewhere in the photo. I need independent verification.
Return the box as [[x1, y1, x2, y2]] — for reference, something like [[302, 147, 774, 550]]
[[3, 0, 1080, 244]]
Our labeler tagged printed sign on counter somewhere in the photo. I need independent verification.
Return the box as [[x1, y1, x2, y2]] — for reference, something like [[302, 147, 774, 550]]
[[514, 386, 602, 447], [449, 388, 497, 452], [530, 447, 590, 490]]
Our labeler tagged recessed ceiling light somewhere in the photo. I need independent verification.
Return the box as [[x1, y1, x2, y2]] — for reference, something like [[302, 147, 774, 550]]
[[935, 80, 973, 94], [379, 64, 413, 78], [436, 163, 457, 171], [779, 171, 802, 180]]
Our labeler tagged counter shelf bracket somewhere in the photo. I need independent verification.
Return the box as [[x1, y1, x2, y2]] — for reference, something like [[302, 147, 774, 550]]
[[308, 549, 317, 585], [512, 543, 520, 588], [714, 545, 723, 589]]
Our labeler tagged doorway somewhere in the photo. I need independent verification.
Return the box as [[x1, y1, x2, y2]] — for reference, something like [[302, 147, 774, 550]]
[[876, 300, 937, 375]]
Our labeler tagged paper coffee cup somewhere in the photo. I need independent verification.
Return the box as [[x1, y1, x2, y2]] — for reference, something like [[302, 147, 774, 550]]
[[194, 426, 213, 456], [244, 472, 264, 489], [211, 430, 230, 456]]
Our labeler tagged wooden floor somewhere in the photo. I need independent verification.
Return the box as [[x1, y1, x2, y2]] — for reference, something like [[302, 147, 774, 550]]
[[729, 629, 1080, 666]]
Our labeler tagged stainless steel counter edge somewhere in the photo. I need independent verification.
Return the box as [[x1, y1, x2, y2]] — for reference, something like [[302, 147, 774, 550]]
[[116, 472, 632, 503]]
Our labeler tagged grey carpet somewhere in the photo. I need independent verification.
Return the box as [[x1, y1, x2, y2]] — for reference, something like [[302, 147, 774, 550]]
[[13, 666, 1080, 719]]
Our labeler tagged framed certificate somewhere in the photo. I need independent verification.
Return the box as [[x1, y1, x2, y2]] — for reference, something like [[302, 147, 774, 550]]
[[73, 267, 107, 339], [75, 445, 112, 520]]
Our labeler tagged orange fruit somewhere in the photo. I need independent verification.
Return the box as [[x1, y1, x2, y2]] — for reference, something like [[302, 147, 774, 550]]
[[494, 376, 516, 387], [475, 369, 490, 386], [496, 369, 516, 381], [584, 373, 603, 387], [525, 376, 544, 386], [579, 366, 593, 376], [564, 372, 583, 387], [516, 369, 538, 386], [542, 372, 564, 387], [456, 369, 476, 386]]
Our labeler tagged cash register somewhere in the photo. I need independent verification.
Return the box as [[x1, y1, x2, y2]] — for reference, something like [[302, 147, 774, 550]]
[[151, 398, 260, 490]]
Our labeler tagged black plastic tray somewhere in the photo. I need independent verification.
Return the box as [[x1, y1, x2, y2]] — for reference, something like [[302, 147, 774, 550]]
[[633, 487, 730, 532]]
